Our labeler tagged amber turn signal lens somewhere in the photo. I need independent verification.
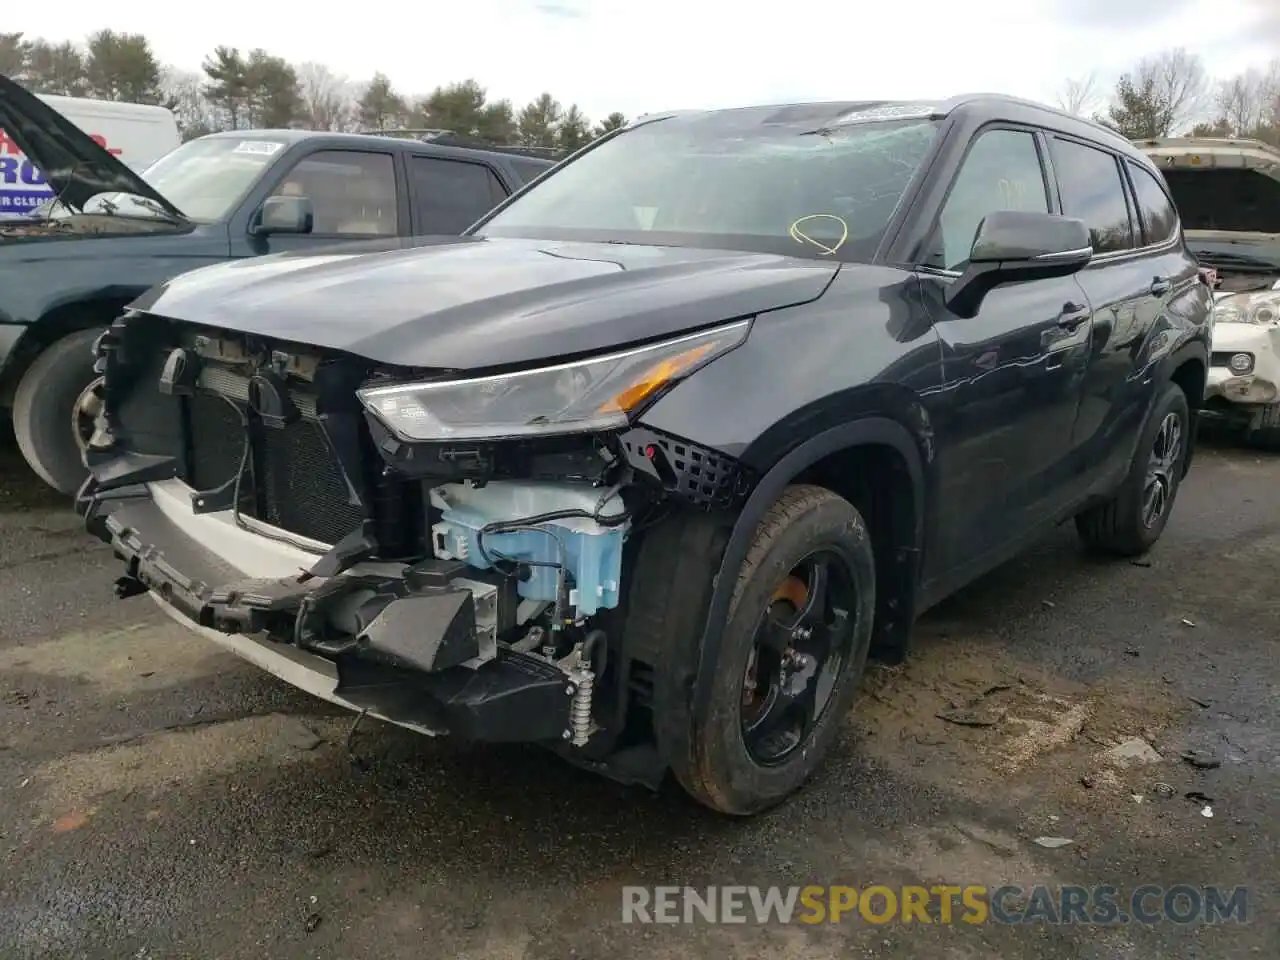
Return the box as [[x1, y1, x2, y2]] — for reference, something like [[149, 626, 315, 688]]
[[598, 340, 719, 414]]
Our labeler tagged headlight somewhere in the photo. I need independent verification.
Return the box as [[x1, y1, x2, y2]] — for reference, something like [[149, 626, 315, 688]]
[[357, 320, 750, 441], [1215, 289, 1280, 325]]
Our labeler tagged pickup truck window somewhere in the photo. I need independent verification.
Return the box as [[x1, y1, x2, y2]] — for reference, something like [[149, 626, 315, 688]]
[[85, 137, 286, 222], [410, 156, 507, 234], [270, 150, 398, 236], [509, 157, 551, 185]]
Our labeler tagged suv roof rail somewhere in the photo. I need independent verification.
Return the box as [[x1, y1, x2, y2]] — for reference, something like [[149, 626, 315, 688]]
[[358, 127, 564, 160]]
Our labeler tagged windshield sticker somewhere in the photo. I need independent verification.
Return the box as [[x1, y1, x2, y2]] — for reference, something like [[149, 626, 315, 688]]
[[829, 102, 939, 127], [233, 141, 284, 156], [631, 206, 658, 229], [788, 214, 848, 255]]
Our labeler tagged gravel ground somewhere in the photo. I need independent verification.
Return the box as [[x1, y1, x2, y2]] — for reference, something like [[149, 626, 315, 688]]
[[0, 427, 1275, 959]]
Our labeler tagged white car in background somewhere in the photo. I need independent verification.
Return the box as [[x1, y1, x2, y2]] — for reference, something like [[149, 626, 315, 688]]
[[1137, 136, 1280, 446]]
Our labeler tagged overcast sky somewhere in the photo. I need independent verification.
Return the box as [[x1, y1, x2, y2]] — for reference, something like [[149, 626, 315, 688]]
[[10, 0, 1280, 122]]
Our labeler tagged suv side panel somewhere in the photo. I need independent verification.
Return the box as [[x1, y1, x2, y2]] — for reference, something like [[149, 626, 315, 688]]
[[914, 123, 1093, 578], [1049, 134, 1198, 490]]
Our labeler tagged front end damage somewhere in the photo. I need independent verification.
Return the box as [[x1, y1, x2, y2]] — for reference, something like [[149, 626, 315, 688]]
[[77, 310, 754, 783], [1203, 278, 1280, 434]]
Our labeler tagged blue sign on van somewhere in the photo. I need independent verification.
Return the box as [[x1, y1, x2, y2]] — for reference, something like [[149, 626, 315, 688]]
[[0, 154, 54, 213]]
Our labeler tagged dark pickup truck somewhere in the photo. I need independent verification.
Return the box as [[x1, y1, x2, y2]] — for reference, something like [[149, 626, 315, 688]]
[[0, 73, 554, 493]]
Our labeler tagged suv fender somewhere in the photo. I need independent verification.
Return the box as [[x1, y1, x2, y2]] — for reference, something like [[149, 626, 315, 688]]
[[689, 416, 926, 723], [1165, 341, 1208, 474]]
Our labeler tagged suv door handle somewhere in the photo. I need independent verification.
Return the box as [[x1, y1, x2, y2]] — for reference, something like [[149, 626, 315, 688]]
[[1150, 276, 1172, 296], [1056, 302, 1090, 329]]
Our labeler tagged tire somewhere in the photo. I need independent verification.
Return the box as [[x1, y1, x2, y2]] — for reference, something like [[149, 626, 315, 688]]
[[1246, 429, 1280, 450], [1075, 382, 1190, 557], [1244, 403, 1280, 450], [11, 329, 101, 495], [634, 484, 876, 815]]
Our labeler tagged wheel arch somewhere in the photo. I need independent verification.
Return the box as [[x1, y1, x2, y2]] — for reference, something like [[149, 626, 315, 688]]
[[0, 295, 133, 407], [1166, 340, 1207, 475], [690, 416, 928, 723]]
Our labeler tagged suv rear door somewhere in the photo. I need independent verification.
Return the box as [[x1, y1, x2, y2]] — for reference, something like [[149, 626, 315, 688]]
[[1049, 136, 1199, 489]]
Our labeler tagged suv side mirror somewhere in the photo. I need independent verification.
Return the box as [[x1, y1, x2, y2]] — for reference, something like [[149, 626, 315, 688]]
[[253, 195, 314, 236], [945, 210, 1093, 318]]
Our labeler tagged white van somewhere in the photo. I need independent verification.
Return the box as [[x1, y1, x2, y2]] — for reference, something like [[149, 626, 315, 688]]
[[0, 94, 180, 218]]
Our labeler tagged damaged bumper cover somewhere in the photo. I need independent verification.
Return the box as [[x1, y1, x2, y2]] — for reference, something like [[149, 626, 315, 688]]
[[1204, 320, 1280, 426], [77, 472, 576, 744]]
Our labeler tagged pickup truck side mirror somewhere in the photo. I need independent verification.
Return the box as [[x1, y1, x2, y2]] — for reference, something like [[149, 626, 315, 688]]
[[945, 210, 1093, 318], [253, 195, 314, 236]]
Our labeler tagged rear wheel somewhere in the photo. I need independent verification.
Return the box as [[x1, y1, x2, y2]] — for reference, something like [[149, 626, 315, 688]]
[[637, 485, 876, 815], [12, 329, 102, 495], [1075, 382, 1190, 556]]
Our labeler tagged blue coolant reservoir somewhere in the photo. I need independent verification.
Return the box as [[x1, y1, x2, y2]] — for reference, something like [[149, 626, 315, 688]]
[[428, 481, 629, 617]]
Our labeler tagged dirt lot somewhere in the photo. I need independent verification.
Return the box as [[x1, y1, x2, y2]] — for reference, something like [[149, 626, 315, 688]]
[[0, 428, 1276, 959]]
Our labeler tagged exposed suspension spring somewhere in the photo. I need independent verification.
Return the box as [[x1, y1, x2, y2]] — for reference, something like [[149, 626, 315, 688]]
[[568, 665, 594, 747]]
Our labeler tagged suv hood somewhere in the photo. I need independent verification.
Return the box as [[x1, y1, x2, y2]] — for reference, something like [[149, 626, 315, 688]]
[[0, 73, 184, 218], [130, 236, 840, 370], [1135, 137, 1280, 265]]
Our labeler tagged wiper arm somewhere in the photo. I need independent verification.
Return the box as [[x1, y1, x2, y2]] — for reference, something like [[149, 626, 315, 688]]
[[127, 195, 187, 224]]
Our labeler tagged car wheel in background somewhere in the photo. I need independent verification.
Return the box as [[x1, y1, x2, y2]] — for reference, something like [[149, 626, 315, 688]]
[[12, 329, 102, 495]]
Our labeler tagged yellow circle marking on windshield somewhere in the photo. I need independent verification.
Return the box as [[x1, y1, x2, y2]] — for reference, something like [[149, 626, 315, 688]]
[[788, 214, 848, 255]]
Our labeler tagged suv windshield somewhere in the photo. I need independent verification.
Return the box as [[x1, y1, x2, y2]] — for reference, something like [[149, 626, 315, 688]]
[[85, 137, 287, 222], [475, 111, 941, 261]]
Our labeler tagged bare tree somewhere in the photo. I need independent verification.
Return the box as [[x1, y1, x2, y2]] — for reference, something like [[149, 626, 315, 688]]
[[1215, 67, 1270, 134], [1055, 72, 1102, 117], [297, 61, 353, 131], [1139, 47, 1210, 134], [160, 66, 217, 140], [1264, 59, 1280, 126]]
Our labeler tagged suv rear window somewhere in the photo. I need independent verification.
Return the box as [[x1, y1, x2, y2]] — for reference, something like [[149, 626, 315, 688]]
[[1126, 161, 1179, 245], [1051, 138, 1134, 253]]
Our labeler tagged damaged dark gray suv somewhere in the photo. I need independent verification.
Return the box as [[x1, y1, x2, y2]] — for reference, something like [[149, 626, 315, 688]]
[[80, 95, 1213, 814]]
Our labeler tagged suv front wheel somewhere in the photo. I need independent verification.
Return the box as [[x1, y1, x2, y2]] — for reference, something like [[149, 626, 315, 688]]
[[635, 485, 876, 815]]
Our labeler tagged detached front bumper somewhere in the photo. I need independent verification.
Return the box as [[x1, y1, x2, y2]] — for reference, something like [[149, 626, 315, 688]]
[[78, 473, 578, 744]]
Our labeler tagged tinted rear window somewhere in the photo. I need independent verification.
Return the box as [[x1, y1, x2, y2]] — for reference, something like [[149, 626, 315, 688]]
[[510, 158, 553, 184], [1051, 138, 1134, 253]]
